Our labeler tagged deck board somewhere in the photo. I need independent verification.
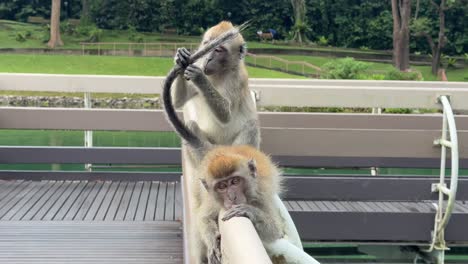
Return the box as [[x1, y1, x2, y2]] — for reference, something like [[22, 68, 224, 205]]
[[0, 221, 183, 264], [0, 180, 182, 222], [0, 180, 183, 263]]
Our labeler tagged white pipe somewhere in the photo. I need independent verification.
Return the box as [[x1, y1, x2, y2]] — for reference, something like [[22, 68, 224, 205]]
[[264, 238, 321, 264], [219, 210, 272, 264], [438, 96, 459, 230], [274, 195, 303, 249]]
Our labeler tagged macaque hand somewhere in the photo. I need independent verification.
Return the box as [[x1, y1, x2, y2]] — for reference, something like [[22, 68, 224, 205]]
[[222, 204, 255, 222], [174, 47, 191, 68], [184, 64, 207, 85]]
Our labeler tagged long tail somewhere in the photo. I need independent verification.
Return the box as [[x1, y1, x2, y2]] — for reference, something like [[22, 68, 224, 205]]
[[162, 26, 242, 149], [162, 66, 203, 148]]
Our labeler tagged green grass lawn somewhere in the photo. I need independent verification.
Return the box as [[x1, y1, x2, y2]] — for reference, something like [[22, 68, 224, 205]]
[[0, 54, 301, 79], [277, 55, 467, 82]]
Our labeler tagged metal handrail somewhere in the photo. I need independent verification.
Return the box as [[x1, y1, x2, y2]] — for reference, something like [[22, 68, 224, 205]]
[[428, 95, 459, 254]]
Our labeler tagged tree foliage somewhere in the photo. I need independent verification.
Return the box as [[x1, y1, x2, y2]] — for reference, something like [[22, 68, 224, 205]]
[[1, 0, 466, 55]]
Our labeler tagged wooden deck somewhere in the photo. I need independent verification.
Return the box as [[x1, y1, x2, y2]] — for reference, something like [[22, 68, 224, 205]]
[[0, 180, 182, 221], [0, 180, 183, 264]]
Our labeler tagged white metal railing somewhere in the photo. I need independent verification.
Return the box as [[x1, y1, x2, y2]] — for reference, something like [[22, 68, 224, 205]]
[[426, 95, 459, 263]]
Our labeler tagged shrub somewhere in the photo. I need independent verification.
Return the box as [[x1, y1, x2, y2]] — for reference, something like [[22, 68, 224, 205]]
[[317, 36, 328, 46], [77, 24, 103, 42], [15, 32, 27, 42], [384, 68, 422, 81], [128, 26, 144, 43], [60, 20, 77, 35], [321, 58, 370, 79]]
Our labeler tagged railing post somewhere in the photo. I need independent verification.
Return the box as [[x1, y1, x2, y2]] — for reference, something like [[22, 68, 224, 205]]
[[113, 43, 116, 56], [98, 43, 100, 56], [84, 92, 93, 171]]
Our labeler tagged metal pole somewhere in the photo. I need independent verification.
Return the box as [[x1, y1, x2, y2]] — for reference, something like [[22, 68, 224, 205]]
[[84, 92, 93, 171]]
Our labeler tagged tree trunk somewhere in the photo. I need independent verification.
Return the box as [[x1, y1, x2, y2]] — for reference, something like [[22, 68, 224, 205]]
[[431, 0, 447, 75], [391, 0, 411, 71], [81, 0, 90, 24], [47, 0, 63, 48], [290, 0, 308, 44]]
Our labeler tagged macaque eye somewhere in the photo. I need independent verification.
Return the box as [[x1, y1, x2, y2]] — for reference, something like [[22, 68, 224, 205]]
[[217, 182, 227, 191], [231, 177, 241, 185], [214, 46, 225, 53]]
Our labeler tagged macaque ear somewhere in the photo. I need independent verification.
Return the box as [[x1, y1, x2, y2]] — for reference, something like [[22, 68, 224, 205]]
[[200, 178, 209, 191], [239, 43, 247, 60], [247, 159, 257, 178]]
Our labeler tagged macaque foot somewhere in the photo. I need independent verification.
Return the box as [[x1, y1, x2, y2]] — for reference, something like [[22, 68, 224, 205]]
[[208, 234, 222, 264]]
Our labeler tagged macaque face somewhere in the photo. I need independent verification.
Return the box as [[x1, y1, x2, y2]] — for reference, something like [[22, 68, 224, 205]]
[[214, 175, 247, 209], [204, 45, 229, 75]]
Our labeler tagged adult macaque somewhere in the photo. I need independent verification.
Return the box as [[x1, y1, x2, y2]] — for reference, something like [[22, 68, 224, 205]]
[[171, 21, 260, 150]]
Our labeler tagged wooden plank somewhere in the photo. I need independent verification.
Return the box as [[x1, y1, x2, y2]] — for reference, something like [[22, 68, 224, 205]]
[[2, 73, 467, 109], [43, 182, 88, 221], [135, 182, 151, 221], [24, 181, 65, 220], [5, 107, 468, 131], [0, 181, 16, 196], [155, 182, 167, 220], [145, 182, 159, 221], [259, 112, 468, 130], [0, 181, 32, 211], [9, 181, 56, 220], [174, 182, 182, 221], [283, 176, 468, 201], [0, 181, 23, 201], [0, 107, 174, 131], [63, 182, 97, 221], [0, 181, 37, 218], [0, 147, 181, 165], [84, 181, 113, 221], [0, 171, 181, 181], [252, 80, 468, 110], [0, 73, 165, 94], [104, 182, 128, 221], [291, 210, 468, 243], [0, 181, 47, 220], [0, 221, 183, 264], [165, 182, 175, 221], [114, 182, 135, 221], [73, 182, 104, 220], [262, 128, 468, 159], [125, 182, 144, 221]]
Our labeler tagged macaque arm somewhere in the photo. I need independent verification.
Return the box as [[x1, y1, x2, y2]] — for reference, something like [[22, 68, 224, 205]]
[[231, 119, 260, 148], [171, 75, 198, 109], [198, 213, 222, 264], [184, 65, 231, 123]]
